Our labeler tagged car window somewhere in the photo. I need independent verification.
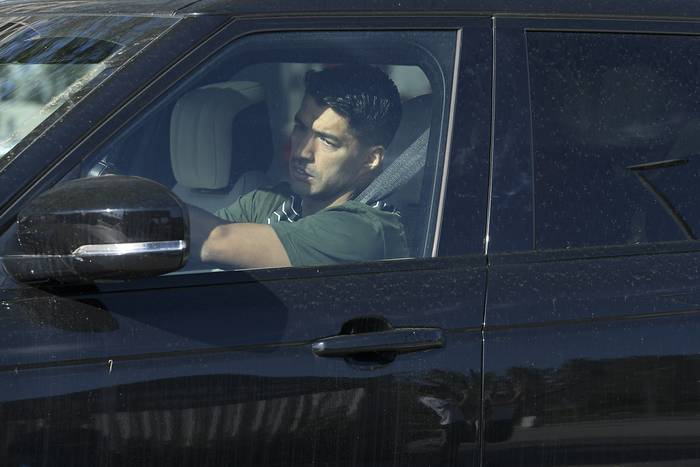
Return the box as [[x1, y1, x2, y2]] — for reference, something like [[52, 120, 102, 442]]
[[528, 31, 700, 250], [0, 15, 177, 172], [75, 30, 458, 273]]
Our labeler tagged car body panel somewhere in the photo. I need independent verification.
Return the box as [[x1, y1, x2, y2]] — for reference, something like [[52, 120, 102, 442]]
[[483, 17, 700, 466], [0, 257, 488, 465], [4, 0, 700, 21]]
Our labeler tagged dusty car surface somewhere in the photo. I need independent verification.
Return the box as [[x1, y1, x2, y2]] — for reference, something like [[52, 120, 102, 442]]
[[1, 0, 700, 466]]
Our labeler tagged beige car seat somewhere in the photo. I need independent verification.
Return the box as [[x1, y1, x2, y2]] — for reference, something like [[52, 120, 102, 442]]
[[170, 81, 272, 212]]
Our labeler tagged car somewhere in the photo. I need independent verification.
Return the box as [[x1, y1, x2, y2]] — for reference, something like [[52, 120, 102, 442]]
[[1, 0, 700, 466]]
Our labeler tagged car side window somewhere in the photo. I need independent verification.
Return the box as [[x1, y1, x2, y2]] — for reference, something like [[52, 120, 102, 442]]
[[0, 15, 176, 172], [528, 32, 700, 250], [78, 30, 458, 272]]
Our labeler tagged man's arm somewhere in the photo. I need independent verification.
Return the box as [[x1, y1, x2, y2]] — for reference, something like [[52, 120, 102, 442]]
[[188, 205, 291, 269], [202, 222, 292, 268]]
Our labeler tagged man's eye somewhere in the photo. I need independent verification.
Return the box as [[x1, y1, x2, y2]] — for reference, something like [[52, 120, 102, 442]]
[[319, 136, 339, 148]]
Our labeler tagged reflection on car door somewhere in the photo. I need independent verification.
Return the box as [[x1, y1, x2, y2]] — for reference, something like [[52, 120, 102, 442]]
[[0, 259, 488, 466]]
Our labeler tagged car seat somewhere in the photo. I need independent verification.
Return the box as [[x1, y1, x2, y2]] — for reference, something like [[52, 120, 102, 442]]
[[356, 93, 433, 256], [169, 81, 273, 212]]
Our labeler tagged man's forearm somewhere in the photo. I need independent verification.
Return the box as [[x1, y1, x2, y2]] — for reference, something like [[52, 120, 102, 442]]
[[201, 223, 291, 269], [187, 205, 291, 269]]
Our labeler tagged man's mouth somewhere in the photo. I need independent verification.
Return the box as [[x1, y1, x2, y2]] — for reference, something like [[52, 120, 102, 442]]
[[291, 160, 313, 180]]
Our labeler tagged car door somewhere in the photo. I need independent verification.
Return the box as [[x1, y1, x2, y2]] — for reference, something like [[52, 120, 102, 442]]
[[483, 18, 700, 467], [0, 15, 493, 467]]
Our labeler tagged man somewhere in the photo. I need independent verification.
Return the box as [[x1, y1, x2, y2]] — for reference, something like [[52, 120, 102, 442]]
[[190, 64, 408, 269]]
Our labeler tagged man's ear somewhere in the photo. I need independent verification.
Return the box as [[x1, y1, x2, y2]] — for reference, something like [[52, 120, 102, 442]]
[[366, 146, 384, 172]]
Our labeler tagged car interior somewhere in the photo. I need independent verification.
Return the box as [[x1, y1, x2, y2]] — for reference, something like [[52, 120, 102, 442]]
[[80, 33, 452, 265]]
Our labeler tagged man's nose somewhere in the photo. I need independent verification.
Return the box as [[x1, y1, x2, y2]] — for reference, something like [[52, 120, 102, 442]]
[[296, 133, 314, 160]]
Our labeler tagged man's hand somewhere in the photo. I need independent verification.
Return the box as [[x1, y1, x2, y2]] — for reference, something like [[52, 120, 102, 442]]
[[188, 205, 291, 269]]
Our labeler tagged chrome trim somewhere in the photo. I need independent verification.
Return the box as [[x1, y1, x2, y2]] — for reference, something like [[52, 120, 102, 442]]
[[431, 28, 463, 257], [72, 240, 186, 257], [484, 17, 497, 255]]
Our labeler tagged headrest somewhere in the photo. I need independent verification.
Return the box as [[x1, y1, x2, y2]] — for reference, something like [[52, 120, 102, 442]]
[[356, 94, 432, 203], [170, 81, 264, 190], [384, 94, 433, 165]]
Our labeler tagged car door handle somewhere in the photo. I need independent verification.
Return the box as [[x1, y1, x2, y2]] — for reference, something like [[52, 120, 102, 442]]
[[311, 327, 444, 357]]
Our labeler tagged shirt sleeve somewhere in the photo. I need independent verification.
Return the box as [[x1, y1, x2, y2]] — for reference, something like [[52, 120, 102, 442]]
[[215, 185, 289, 223], [215, 189, 266, 223], [270, 207, 386, 267]]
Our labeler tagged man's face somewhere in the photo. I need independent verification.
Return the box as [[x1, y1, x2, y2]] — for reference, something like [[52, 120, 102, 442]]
[[289, 95, 379, 204]]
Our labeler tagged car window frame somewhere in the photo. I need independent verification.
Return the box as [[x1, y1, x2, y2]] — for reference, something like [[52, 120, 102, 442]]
[[0, 14, 492, 292]]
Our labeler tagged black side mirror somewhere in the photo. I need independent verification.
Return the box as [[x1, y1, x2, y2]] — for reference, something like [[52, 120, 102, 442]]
[[4, 176, 189, 283]]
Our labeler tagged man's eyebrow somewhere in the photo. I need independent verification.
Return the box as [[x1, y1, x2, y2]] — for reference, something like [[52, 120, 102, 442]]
[[313, 129, 342, 145], [294, 114, 342, 145]]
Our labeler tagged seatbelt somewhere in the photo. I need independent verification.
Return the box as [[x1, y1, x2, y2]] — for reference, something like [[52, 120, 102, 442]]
[[355, 128, 430, 204]]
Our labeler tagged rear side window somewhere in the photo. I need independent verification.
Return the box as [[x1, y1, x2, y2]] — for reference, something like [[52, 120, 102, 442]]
[[528, 32, 700, 250]]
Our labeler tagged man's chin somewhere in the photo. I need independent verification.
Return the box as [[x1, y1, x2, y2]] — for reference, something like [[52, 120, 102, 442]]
[[289, 178, 312, 196]]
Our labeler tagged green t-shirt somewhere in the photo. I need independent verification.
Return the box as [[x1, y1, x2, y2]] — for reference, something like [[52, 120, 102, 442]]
[[215, 184, 409, 267]]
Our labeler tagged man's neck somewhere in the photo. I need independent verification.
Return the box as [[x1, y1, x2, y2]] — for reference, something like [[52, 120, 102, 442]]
[[302, 191, 354, 216]]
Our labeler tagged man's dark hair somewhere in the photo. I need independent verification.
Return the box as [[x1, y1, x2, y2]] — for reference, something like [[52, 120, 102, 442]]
[[305, 64, 402, 148]]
